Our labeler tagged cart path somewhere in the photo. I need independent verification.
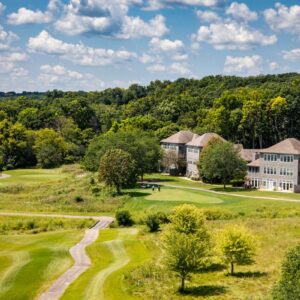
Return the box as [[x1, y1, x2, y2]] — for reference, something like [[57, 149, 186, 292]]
[[0, 174, 10, 179], [39, 217, 114, 300], [148, 183, 300, 203]]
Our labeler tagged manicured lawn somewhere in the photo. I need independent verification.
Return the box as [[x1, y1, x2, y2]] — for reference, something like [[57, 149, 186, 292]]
[[0, 227, 84, 300], [62, 228, 152, 300], [0, 168, 67, 185]]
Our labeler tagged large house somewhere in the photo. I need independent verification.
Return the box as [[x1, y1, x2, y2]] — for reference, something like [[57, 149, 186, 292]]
[[246, 138, 300, 193], [161, 131, 300, 193]]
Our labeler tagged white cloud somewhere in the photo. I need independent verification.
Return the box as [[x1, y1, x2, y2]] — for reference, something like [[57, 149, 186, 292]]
[[170, 62, 192, 75], [196, 10, 221, 22], [28, 31, 137, 66], [224, 55, 262, 75], [0, 26, 19, 51], [39, 64, 85, 82], [54, 0, 168, 39], [0, 2, 5, 15], [226, 2, 257, 22], [269, 61, 278, 71], [147, 64, 167, 72], [0, 52, 28, 62], [150, 37, 184, 53], [145, 0, 225, 10], [8, 8, 52, 25], [139, 54, 158, 64], [264, 3, 300, 37], [283, 49, 300, 61], [0, 53, 28, 78], [192, 20, 277, 50]]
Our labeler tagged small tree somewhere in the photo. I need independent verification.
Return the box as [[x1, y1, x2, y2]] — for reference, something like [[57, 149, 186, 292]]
[[198, 140, 246, 188], [218, 225, 257, 275], [162, 205, 211, 292], [98, 149, 137, 194], [115, 210, 134, 227], [272, 244, 300, 299], [145, 213, 161, 232]]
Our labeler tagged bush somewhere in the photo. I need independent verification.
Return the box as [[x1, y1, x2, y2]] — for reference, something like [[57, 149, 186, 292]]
[[145, 213, 161, 232], [272, 244, 300, 299], [116, 210, 134, 227], [230, 179, 245, 187], [202, 208, 236, 220], [74, 195, 84, 202]]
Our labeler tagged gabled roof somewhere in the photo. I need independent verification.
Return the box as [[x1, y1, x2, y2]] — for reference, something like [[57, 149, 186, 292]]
[[247, 159, 260, 167], [240, 149, 260, 162], [161, 131, 196, 144], [186, 133, 225, 147], [260, 138, 300, 155]]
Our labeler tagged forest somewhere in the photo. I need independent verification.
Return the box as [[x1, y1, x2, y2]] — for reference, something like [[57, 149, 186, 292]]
[[1, 72, 300, 170]]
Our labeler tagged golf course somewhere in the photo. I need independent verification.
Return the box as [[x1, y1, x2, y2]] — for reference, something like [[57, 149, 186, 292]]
[[0, 166, 300, 299]]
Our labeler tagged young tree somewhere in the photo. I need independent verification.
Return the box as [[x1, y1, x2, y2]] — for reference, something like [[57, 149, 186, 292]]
[[34, 128, 66, 168], [198, 140, 246, 188], [98, 149, 137, 194], [273, 244, 300, 299], [162, 205, 211, 292], [217, 225, 257, 275]]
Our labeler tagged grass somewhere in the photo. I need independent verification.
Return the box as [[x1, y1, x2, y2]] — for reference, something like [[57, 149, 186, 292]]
[[0, 226, 84, 300], [127, 218, 300, 300], [62, 228, 152, 300]]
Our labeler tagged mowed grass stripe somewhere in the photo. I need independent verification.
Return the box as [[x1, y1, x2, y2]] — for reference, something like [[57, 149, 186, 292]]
[[0, 231, 83, 300]]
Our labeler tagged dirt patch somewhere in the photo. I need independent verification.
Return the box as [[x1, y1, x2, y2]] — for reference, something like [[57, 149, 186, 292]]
[[0, 174, 11, 180]]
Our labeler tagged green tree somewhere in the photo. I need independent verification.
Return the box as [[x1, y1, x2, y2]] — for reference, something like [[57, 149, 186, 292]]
[[34, 128, 66, 168], [217, 225, 257, 275], [198, 139, 246, 188], [162, 205, 211, 292], [115, 210, 134, 226], [98, 149, 137, 194], [273, 244, 300, 299], [18, 107, 41, 129]]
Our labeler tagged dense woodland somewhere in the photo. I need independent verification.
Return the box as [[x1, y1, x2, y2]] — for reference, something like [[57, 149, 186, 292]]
[[1, 73, 300, 170]]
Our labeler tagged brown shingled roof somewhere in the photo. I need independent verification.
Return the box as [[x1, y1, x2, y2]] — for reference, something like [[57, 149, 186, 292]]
[[186, 133, 226, 147], [247, 159, 260, 167], [240, 149, 260, 162], [260, 138, 300, 155], [161, 131, 196, 144]]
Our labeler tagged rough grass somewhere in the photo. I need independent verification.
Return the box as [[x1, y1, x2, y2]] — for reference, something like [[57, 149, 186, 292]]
[[0, 229, 84, 300], [127, 218, 300, 300]]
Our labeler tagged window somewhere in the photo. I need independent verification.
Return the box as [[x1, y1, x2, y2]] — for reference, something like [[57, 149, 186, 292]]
[[264, 166, 277, 175], [188, 147, 193, 153], [280, 168, 293, 176], [280, 155, 294, 163], [279, 181, 294, 191], [263, 154, 277, 161], [251, 178, 260, 188], [248, 167, 259, 173]]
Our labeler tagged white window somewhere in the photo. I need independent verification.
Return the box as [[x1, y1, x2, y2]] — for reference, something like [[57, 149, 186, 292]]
[[262, 179, 277, 190], [264, 166, 277, 175], [193, 148, 199, 153], [251, 178, 260, 188], [280, 155, 294, 163], [279, 181, 294, 191], [263, 154, 277, 161], [188, 147, 193, 153], [280, 168, 293, 176]]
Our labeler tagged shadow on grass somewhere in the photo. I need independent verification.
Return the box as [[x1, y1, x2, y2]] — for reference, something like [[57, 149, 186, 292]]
[[125, 191, 152, 198], [212, 187, 257, 193], [143, 178, 176, 183], [181, 285, 227, 297], [230, 271, 268, 278], [200, 263, 227, 273]]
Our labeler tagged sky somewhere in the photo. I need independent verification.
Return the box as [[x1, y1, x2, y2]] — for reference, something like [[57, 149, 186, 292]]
[[1, 0, 300, 92]]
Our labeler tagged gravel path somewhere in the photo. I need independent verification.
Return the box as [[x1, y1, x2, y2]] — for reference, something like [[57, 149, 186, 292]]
[[0, 174, 10, 179], [39, 217, 114, 300]]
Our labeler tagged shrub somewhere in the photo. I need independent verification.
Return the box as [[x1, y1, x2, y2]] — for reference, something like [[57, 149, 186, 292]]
[[116, 210, 134, 227], [74, 195, 84, 202], [230, 179, 245, 187], [203, 208, 236, 220], [272, 244, 300, 299], [145, 213, 161, 232]]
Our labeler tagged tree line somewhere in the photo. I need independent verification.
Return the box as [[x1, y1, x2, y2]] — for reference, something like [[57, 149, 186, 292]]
[[2, 73, 300, 170]]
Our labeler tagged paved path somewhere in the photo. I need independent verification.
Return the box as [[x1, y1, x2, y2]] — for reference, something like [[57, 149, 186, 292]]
[[0, 212, 104, 220], [0, 173, 10, 180], [152, 183, 300, 203], [39, 216, 114, 300]]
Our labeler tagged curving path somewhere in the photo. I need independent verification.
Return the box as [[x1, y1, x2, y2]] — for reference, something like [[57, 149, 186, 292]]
[[39, 217, 114, 300]]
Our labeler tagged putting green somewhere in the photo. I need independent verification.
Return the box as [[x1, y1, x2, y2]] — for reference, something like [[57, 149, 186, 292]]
[[146, 188, 223, 204]]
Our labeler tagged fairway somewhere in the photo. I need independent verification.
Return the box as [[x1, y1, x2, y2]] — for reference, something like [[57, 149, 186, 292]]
[[0, 168, 67, 185], [62, 228, 151, 300], [146, 188, 223, 204], [0, 229, 83, 300]]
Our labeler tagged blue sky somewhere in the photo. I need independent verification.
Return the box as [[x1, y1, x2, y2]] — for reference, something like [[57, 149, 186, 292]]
[[1, 0, 300, 91]]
